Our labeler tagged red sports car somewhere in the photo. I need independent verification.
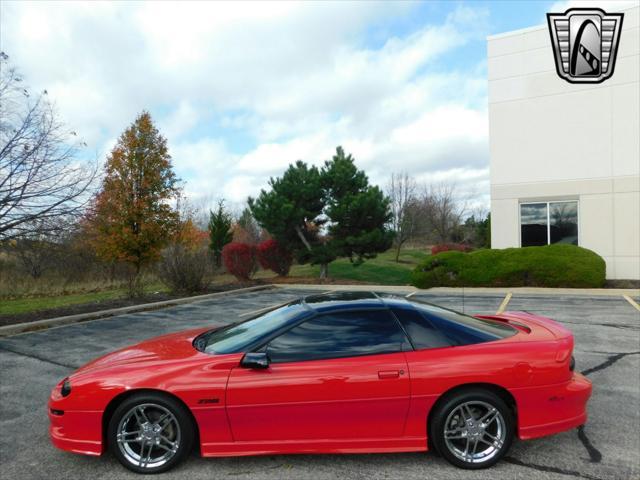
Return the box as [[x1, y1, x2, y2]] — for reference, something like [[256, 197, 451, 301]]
[[49, 291, 592, 474]]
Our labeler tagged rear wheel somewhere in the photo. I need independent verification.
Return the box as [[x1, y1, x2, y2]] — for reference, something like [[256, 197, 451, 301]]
[[107, 392, 194, 474], [429, 389, 514, 469]]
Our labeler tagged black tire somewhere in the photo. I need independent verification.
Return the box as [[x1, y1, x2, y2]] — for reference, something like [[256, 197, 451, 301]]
[[107, 392, 195, 474], [429, 389, 514, 469]]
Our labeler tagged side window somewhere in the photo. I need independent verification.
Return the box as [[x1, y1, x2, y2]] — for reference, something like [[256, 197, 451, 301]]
[[412, 302, 516, 346], [267, 310, 407, 363], [391, 306, 453, 350]]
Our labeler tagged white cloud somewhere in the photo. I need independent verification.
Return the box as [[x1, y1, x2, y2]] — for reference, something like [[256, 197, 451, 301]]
[[160, 102, 200, 141], [2, 1, 491, 211]]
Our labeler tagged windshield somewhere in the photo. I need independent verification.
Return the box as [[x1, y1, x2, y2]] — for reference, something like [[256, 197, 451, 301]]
[[195, 302, 307, 354]]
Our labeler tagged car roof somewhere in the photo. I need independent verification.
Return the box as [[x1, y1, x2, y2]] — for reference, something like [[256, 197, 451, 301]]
[[301, 291, 411, 313]]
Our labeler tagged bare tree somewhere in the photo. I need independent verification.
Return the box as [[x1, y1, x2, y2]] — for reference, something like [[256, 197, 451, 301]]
[[236, 206, 263, 244], [13, 238, 54, 279], [9, 215, 77, 279], [387, 172, 419, 262], [157, 192, 210, 294], [0, 52, 96, 241], [422, 182, 468, 244]]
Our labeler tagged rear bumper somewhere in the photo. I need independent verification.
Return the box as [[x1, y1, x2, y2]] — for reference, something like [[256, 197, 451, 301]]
[[515, 372, 592, 440]]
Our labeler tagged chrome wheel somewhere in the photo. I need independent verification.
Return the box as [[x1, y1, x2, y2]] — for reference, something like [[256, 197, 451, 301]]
[[116, 403, 181, 469], [443, 400, 506, 464]]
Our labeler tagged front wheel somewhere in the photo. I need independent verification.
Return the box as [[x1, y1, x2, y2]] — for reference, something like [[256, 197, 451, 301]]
[[107, 392, 194, 474], [429, 389, 514, 469]]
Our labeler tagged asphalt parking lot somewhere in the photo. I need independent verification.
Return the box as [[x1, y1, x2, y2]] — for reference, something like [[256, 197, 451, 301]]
[[0, 287, 638, 480]]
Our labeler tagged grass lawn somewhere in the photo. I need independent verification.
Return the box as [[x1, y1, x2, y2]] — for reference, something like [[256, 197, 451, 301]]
[[0, 283, 169, 316], [0, 289, 126, 316], [287, 248, 429, 285]]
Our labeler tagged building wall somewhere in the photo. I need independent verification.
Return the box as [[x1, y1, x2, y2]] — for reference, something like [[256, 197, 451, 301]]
[[488, 6, 640, 280]]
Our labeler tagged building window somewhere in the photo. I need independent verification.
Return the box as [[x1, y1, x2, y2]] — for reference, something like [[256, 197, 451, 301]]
[[520, 201, 578, 247]]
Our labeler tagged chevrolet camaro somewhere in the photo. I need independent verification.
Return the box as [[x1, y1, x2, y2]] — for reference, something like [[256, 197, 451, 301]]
[[49, 291, 592, 473]]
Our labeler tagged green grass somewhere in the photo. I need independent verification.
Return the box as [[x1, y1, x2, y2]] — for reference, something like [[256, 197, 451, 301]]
[[206, 249, 429, 285], [0, 282, 169, 316], [0, 289, 126, 315], [411, 244, 606, 288], [287, 249, 429, 285]]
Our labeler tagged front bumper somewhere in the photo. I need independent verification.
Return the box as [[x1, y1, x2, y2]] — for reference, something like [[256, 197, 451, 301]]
[[48, 384, 103, 456], [515, 372, 593, 440]]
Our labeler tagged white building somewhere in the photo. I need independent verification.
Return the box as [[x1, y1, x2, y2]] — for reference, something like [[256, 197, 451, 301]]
[[488, 5, 639, 280]]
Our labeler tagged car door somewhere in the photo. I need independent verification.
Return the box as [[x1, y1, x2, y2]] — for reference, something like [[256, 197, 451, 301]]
[[225, 309, 412, 442]]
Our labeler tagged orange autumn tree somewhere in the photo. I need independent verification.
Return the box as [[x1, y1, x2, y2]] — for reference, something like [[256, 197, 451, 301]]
[[174, 218, 208, 250], [90, 111, 180, 295]]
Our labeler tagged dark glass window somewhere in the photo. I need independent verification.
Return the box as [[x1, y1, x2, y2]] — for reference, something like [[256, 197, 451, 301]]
[[391, 306, 453, 350], [521, 203, 548, 246], [199, 302, 307, 354], [521, 201, 578, 247], [267, 310, 407, 363], [549, 202, 578, 245], [410, 301, 516, 346]]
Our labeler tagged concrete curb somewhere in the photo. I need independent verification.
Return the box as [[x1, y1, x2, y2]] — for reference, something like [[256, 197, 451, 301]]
[[273, 283, 640, 297], [421, 286, 640, 297], [0, 284, 275, 337], [272, 284, 417, 293]]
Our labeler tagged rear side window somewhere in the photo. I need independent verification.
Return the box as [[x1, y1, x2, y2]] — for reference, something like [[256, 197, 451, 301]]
[[391, 306, 453, 350], [267, 310, 407, 363], [410, 302, 516, 346]]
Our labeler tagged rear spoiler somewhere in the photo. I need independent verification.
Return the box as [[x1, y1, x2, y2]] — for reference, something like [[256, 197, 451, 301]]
[[475, 314, 532, 333]]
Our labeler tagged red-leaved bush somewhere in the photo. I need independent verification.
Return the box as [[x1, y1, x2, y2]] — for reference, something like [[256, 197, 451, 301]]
[[256, 239, 292, 276], [222, 242, 257, 280], [431, 243, 473, 255]]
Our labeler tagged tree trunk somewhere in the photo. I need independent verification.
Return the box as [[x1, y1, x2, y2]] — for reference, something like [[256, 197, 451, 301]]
[[319, 263, 328, 279], [295, 226, 312, 251], [128, 262, 143, 297], [295, 226, 330, 280], [394, 242, 402, 262]]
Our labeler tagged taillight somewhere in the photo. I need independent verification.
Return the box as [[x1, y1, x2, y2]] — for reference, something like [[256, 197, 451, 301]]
[[569, 356, 575, 372]]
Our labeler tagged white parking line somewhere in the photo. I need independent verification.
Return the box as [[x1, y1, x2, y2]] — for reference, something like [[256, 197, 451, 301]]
[[496, 292, 513, 314], [622, 295, 640, 312]]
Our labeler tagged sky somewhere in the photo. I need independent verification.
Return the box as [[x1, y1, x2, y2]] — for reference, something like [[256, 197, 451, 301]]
[[1, 0, 636, 213]]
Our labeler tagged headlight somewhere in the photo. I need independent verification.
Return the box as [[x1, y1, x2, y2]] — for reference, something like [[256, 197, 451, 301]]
[[60, 378, 71, 397]]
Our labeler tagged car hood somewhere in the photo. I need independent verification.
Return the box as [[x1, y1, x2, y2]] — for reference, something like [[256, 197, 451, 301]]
[[55, 326, 243, 411], [72, 327, 212, 377]]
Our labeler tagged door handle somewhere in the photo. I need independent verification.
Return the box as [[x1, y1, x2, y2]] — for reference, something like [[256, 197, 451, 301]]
[[378, 370, 401, 379]]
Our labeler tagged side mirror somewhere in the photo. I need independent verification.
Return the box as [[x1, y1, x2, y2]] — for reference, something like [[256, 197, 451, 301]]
[[240, 352, 270, 369]]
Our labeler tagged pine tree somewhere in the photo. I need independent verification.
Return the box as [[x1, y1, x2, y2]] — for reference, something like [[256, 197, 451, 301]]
[[249, 160, 326, 267], [249, 148, 393, 279], [322, 146, 394, 271], [208, 200, 233, 267]]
